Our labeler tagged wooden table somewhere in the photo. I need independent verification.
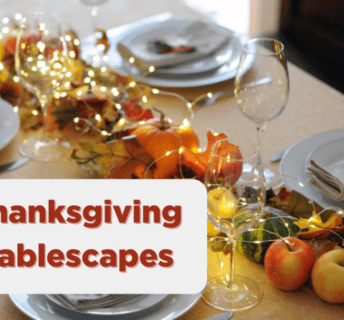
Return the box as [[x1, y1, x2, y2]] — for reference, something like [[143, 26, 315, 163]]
[[1, 0, 344, 319]]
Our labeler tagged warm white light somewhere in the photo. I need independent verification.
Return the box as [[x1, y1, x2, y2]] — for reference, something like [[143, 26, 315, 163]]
[[129, 82, 136, 88], [32, 110, 39, 116], [65, 35, 71, 41], [69, 51, 76, 58], [129, 57, 135, 64], [148, 65, 155, 72], [2, 17, 9, 24], [187, 102, 192, 109], [84, 77, 91, 83], [112, 88, 119, 96], [54, 92, 60, 99], [100, 86, 106, 92], [13, 106, 19, 113], [74, 117, 79, 123], [14, 13, 22, 20], [88, 70, 95, 77], [152, 88, 159, 94], [119, 118, 126, 126], [13, 76, 20, 83], [142, 96, 148, 103], [95, 114, 101, 121]]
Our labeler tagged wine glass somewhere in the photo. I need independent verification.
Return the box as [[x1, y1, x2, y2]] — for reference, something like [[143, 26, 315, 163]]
[[15, 12, 70, 161], [203, 137, 265, 311], [234, 38, 289, 187], [79, 0, 109, 65]]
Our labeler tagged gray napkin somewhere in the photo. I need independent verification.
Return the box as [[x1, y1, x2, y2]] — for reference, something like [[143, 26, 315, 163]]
[[307, 160, 344, 201], [51, 294, 142, 310], [117, 20, 230, 72]]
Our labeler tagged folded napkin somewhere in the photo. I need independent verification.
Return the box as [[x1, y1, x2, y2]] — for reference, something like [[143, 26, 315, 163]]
[[117, 20, 230, 72], [50, 294, 142, 311], [307, 160, 344, 201]]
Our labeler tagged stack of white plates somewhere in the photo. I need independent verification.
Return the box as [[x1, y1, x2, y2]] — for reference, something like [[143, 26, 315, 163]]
[[81, 13, 252, 88], [9, 293, 201, 319], [280, 129, 344, 210]]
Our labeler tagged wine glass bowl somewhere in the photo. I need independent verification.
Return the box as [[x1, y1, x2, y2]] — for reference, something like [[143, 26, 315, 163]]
[[203, 137, 265, 311], [235, 38, 289, 186], [15, 12, 70, 161]]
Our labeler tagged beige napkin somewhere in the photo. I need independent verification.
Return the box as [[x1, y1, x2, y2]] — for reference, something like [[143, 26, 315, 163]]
[[117, 20, 230, 72], [307, 160, 344, 201], [51, 294, 142, 310]]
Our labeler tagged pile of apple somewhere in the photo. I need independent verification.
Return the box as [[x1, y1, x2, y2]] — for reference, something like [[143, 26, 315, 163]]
[[264, 236, 344, 303]]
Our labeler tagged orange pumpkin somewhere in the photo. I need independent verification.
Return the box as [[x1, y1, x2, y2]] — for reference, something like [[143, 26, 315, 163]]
[[132, 108, 199, 179]]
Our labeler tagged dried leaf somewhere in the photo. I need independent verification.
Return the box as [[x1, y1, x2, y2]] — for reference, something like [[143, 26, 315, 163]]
[[94, 136, 155, 179]]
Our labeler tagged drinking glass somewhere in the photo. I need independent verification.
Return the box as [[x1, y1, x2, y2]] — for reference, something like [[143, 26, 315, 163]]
[[234, 38, 289, 186], [79, 0, 109, 65], [15, 12, 70, 161], [203, 137, 265, 311]]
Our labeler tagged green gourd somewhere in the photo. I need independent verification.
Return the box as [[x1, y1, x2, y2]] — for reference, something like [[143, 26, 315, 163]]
[[237, 207, 300, 264]]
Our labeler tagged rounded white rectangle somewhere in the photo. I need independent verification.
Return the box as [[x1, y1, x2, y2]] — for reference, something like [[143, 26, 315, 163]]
[[0, 179, 207, 294]]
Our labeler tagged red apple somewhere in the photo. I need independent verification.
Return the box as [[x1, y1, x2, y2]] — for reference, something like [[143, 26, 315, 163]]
[[264, 237, 315, 291], [311, 249, 344, 303]]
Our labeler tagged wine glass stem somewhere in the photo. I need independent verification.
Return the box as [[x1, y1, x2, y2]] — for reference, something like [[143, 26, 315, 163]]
[[228, 236, 237, 286], [256, 124, 266, 169], [38, 94, 49, 142], [89, 6, 99, 31]]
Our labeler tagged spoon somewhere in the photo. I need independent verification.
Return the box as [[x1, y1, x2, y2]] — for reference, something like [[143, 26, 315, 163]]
[[191, 77, 273, 108]]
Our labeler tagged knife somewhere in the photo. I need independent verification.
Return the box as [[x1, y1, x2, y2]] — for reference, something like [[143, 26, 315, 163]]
[[206, 311, 234, 320], [0, 157, 29, 174], [269, 147, 288, 163]]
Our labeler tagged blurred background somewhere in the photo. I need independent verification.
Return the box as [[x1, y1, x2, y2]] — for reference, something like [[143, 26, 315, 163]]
[[1, 0, 343, 93]]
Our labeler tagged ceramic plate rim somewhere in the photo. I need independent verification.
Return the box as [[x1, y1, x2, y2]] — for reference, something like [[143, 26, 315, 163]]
[[280, 129, 344, 209], [45, 294, 167, 316], [9, 293, 202, 320], [0, 98, 20, 150]]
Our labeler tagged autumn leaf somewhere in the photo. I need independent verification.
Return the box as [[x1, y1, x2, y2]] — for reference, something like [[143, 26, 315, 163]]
[[94, 135, 155, 179], [294, 211, 343, 239]]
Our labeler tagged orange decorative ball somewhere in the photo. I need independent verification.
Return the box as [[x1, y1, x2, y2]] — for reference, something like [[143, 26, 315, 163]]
[[132, 108, 199, 179]]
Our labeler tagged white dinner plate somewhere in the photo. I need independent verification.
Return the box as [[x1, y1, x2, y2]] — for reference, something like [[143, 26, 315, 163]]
[[280, 129, 344, 210], [0, 98, 20, 150], [9, 293, 201, 320], [45, 294, 167, 316], [305, 138, 344, 185], [118, 18, 237, 76], [81, 13, 252, 88]]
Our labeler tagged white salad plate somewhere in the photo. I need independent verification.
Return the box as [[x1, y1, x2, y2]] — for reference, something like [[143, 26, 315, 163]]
[[0, 98, 19, 150], [9, 293, 201, 320], [81, 12, 252, 88], [45, 294, 167, 316], [280, 129, 344, 210]]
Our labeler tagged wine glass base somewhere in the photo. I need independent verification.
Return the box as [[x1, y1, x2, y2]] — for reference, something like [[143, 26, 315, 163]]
[[202, 275, 263, 312], [263, 168, 284, 190], [19, 134, 71, 162]]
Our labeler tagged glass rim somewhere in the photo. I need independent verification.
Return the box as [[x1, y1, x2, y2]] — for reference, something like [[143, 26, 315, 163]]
[[243, 37, 284, 56], [211, 137, 259, 162]]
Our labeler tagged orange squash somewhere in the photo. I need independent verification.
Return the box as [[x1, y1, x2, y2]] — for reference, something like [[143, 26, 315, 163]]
[[132, 108, 199, 179]]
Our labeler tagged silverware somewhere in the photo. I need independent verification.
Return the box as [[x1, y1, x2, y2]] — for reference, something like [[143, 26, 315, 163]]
[[206, 311, 234, 320], [270, 147, 288, 163], [191, 77, 273, 108], [0, 157, 29, 174]]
